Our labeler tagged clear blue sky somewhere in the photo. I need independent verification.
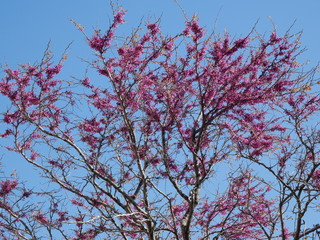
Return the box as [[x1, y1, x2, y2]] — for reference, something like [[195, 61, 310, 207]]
[[0, 0, 320, 233], [0, 0, 320, 182], [1, 0, 320, 68]]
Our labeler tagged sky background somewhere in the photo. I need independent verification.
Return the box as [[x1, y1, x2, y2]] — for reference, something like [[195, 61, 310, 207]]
[[0, 1, 319, 175], [0, 0, 320, 233], [1, 0, 320, 68], [0, 0, 319, 177], [2, 0, 320, 168], [0, 0, 318, 178]]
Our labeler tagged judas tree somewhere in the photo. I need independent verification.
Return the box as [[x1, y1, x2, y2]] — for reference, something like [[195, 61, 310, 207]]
[[1, 5, 320, 240]]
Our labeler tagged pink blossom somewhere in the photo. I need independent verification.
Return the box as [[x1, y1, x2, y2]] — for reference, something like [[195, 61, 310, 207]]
[[34, 213, 50, 225], [147, 23, 160, 36], [0, 180, 18, 196], [89, 35, 105, 52], [114, 11, 126, 24]]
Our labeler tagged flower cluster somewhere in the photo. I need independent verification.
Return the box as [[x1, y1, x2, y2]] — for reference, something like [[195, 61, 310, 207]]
[[195, 172, 275, 239], [1, 6, 317, 239], [89, 10, 126, 52], [0, 180, 18, 197], [312, 169, 320, 188]]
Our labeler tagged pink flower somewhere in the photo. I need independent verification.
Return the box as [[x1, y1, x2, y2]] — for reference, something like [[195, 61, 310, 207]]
[[34, 213, 50, 225], [283, 227, 290, 239], [0, 180, 18, 196], [114, 11, 126, 24], [270, 32, 282, 43], [313, 169, 320, 188], [89, 35, 105, 52], [147, 23, 160, 36]]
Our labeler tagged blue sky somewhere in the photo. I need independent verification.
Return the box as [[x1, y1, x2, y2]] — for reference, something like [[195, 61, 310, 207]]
[[0, 0, 319, 178], [1, 0, 320, 174], [1, 0, 320, 68], [0, 0, 320, 234], [0, 0, 319, 176], [0, 0, 320, 178]]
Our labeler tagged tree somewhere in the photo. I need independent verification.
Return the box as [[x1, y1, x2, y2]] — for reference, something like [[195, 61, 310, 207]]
[[0, 5, 320, 240]]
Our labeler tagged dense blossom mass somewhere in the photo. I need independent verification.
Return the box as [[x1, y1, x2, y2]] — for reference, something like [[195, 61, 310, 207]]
[[0, 7, 320, 240]]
